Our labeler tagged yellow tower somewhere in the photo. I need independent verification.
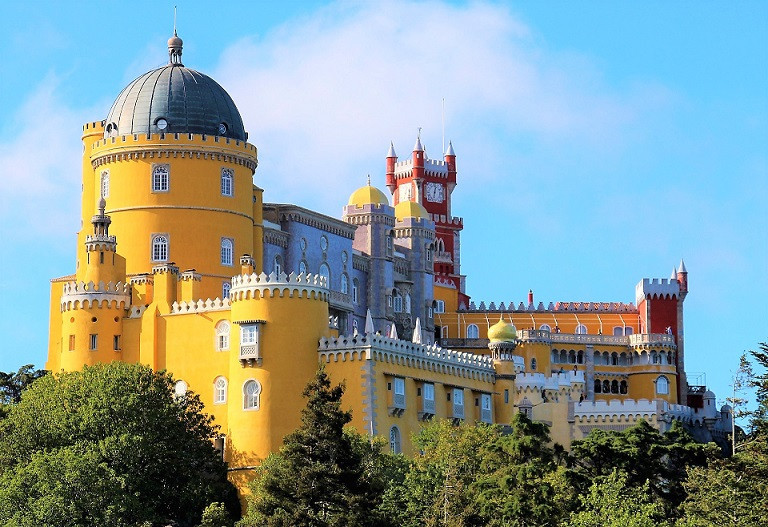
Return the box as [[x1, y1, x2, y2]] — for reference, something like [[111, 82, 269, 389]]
[[487, 316, 522, 424]]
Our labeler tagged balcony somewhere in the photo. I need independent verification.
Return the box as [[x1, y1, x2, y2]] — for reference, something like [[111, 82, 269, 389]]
[[239, 344, 261, 367], [439, 338, 489, 349], [328, 290, 353, 312], [389, 392, 406, 417], [517, 329, 676, 349], [480, 407, 492, 423], [452, 402, 464, 422], [419, 398, 436, 421]]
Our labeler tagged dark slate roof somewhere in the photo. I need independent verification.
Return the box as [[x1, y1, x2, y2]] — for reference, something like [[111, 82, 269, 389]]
[[104, 64, 246, 141]]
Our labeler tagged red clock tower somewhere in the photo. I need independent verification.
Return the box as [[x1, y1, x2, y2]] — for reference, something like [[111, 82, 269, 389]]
[[386, 136, 469, 307]]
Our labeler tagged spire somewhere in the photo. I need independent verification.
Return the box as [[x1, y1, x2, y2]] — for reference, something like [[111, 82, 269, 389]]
[[678, 259, 687, 273], [387, 141, 397, 158], [413, 128, 424, 152], [445, 141, 455, 156], [167, 15, 184, 66], [670, 267, 677, 280], [412, 317, 423, 344], [367, 174, 371, 186], [388, 322, 398, 340], [364, 309, 375, 334]]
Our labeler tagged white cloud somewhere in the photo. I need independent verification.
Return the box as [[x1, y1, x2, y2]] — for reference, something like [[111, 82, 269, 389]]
[[212, 0, 658, 214]]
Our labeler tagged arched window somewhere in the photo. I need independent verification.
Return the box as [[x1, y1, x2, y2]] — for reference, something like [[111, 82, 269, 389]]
[[243, 380, 261, 410], [221, 168, 233, 196], [215, 321, 230, 351], [611, 380, 619, 394], [466, 324, 479, 339], [611, 353, 619, 366], [575, 324, 587, 334], [602, 380, 610, 394], [656, 376, 669, 395], [426, 243, 433, 262], [341, 273, 349, 294], [273, 255, 282, 275], [214, 377, 227, 404], [319, 263, 330, 284], [551, 350, 559, 364], [221, 238, 233, 266], [594, 379, 601, 393], [386, 232, 394, 254], [152, 164, 169, 192], [389, 426, 401, 454], [152, 235, 168, 262], [620, 380, 628, 394], [222, 282, 231, 299], [174, 380, 188, 397], [577, 350, 584, 364], [530, 358, 537, 371], [539, 324, 551, 332], [299, 260, 307, 274], [651, 351, 659, 364], [569, 350, 576, 364], [100, 170, 109, 198], [613, 326, 624, 336], [352, 278, 359, 303], [404, 294, 411, 314], [602, 352, 610, 365]]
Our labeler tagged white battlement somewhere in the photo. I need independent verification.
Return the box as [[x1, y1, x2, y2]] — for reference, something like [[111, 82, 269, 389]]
[[170, 297, 230, 315], [230, 271, 328, 301], [636, 278, 679, 304], [466, 300, 636, 313], [319, 333, 495, 381], [574, 398, 660, 420], [60, 280, 131, 311], [516, 371, 585, 392]]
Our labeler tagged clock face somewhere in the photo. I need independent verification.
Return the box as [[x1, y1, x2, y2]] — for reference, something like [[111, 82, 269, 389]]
[[218, 122, 228, 135], [398, 183, 412, 202], [426, 182, 445, 203]]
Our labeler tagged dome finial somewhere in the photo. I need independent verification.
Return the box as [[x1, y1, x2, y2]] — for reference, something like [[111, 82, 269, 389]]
[[367, 174, 371, 186], [168, 7, 183, 65]]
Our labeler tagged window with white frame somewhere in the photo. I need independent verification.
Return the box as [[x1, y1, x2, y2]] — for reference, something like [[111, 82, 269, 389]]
[[100, 170, 109, 198], [222, 282, 231, 299], [151, 234, 168, 262], [441, 326, 448, 338], [423, 383, 435, 401], [481, 393, 492, 422], [389, 426, 401, 454], [656, 376, 669, 395], [243, 380, 261, 410], [221, 168, 234, 197], [466, 324, 479, 339], [214, 377, 227, 404], [539, 324, 551, 332], [352, 278, 359, 303], [453, 388, 464, 407], [221, 238, 234, 266], [319, 263, 330, 284], [575, 324, 588, 334], [241, 325, 257, 345], [215, 321, 230, 351], [393, 377, 405, 408], [152, 164, 169, 192], [341, 273, 349, 294], [434, 300, 445, 313]]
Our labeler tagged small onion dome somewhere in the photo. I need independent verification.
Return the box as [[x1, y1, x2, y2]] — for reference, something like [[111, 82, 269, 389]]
[[488, 317, 517, 343], [168, 33, 183, 48], [394, 200, 429, 221], [348, 184, 390, 207]]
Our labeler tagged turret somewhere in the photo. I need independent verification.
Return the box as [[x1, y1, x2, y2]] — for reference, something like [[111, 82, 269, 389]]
[[445, 141, 456, 187], [81, 198, 126, 285], [412, 135, 425, 203], [487, 317, 522, 425], [385, 142, 397, 194], [677, 259, 688, 298]]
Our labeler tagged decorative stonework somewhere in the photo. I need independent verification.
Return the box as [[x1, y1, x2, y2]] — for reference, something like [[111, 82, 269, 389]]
[[230, 271, 328, 301], [60, 281, 131, 311], [170, 297, 231, 314]]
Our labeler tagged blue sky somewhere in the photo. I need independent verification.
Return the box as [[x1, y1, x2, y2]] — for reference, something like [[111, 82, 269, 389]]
[[0, 0, 765, 408]]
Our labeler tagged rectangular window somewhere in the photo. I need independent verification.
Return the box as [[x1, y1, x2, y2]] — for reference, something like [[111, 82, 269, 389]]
[[435, 300, 445, 313], [113, 335, 121, 351], [89, 334, 98, 351], [152, 164, 170, 192], [423, 383, 435, 401], [100, 170, 110, 198], [221, 168, 234, 196], [504, 389, 509, 404], [393, 377, 405, 408], [241, 326, 257, 345], [68, 334, 75, 351], [441, 326, 448, 338], [453, 388, 464, 407]]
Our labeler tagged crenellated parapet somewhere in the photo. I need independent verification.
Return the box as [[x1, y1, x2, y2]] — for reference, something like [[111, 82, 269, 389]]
[[85, 234, 117, 251], [170, 297, 230, 315], [516, 371, 585, 393], [635, 278, 680, 304], [572, 398, 661, 422], [465, 300, 637, 313], [230, 271, 328, 301], [60, 280, 131, 311], [628, 333, 676, 350], [517, 329, 676, 349], [318, 334, 496, 381]]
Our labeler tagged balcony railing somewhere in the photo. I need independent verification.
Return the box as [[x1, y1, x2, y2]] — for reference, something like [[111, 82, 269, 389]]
[[239, 344, 261, 366], [518, 330, 676, 348], [328, 290, 353, 311], [480, 407, 492, 423], [439, 338, 489, 349], [452, 403, 464, 420], [422, 398, 435, 414], [393, 393, 406, 408]]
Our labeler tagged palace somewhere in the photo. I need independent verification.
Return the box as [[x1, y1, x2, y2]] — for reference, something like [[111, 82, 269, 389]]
[[47, 34, 731, 494]]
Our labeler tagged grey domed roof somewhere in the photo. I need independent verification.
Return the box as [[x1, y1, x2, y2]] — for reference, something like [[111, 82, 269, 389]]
[[104, 37, 246, 141]]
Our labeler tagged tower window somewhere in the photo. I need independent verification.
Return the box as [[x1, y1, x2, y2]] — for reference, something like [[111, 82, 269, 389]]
[[243, 380, 261, 410], [214, 377, 228, 404], [151, 234, 168, 262], [89, 334, 98, 351], [221, 238, 234, 266], [319, 263, 330, 284], [352, 279, 359, 304], [656, 376, 669, 395], [113, 335, 121, 351], [434, 300, 445, 313], [389, 426, 402, 454], [393, 290, 403, 313], [221, 168, 234, 197], [466, 324, 479, 339], [68, 334, 75, 351], [152, 164, 170, 192], [341, 273, 349, 294], [299, 260, 307, 275], [215, 321, 230, 351], [222, 282, 231, 299], [100, 170, 109, 198]]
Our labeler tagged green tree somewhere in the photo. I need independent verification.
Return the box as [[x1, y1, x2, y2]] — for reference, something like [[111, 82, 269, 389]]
[[239, 366, 387, 527], [199, 502, 234, 527], [382, 414, 572, 527], [0, 364, 47, 417], [570, 419, 714, 514], [0, 362, 238, 527], [568, 470, 672, 527]]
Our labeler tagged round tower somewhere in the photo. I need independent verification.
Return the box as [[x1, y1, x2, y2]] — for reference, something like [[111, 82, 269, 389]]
[[487, 317, 522, 425], [225, 268, 330, 489], [84, 34, 259, 301], [385, 142, 397, 194]]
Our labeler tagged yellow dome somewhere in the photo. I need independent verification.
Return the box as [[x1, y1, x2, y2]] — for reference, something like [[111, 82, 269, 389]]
[[487, 317, 517, 343], [394, 200, 429, 221], [348, 184, 390, 207]]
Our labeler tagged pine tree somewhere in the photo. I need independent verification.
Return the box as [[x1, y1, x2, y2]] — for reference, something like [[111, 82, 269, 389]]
[[240, 366, 385, 527]]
